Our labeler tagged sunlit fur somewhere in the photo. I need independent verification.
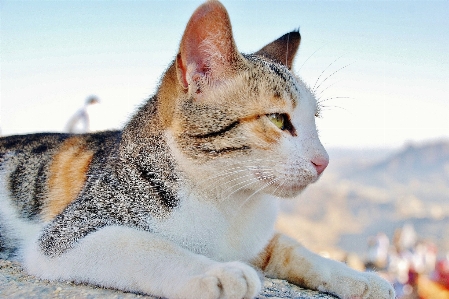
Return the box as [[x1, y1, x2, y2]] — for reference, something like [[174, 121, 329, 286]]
[[0, 1, 394, 298]]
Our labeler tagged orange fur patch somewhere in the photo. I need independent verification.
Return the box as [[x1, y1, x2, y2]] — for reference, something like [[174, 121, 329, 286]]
[[252, 233, 310, 288], [242, 115, 282, 148], [253, 233, 281, 271], [158, 64, 180, 130], [43, 136, 93, 221], [254, 123, 282, 146]]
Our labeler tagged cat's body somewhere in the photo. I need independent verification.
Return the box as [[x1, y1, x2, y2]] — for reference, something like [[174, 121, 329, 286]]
[[0, 1, 394, 298]]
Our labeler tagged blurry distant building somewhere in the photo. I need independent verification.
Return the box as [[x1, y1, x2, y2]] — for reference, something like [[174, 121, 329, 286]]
[[65, 96, 100, 134]]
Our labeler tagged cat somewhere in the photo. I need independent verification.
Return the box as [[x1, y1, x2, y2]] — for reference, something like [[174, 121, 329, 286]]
[[0, 1, 394, 298]]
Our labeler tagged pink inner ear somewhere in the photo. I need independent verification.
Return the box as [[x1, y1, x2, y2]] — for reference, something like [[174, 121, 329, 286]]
[[178, 0, 239, 88]]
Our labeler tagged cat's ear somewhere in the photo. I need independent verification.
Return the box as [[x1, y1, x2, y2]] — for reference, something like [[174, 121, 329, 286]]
[[176, 0, 241, 91], [255, 31, 301, 70]]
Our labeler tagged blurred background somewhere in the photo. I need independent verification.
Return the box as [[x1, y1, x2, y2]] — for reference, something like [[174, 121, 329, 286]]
[[1, 1, 448, 298]]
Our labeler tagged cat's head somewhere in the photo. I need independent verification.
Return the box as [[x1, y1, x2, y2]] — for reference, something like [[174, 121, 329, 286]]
[[160, 0, 329, 199]]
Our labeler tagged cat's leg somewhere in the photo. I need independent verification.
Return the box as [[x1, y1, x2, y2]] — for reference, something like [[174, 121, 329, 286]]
[[252, 233, 395, 299], [23, 225, 261, 299]]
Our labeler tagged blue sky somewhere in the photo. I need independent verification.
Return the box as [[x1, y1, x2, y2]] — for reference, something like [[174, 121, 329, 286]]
[[1, 1, 448, 148]]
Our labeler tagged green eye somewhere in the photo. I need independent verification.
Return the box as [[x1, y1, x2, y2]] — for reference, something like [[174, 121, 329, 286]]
[[267, 113, 285, 130], [266, 113, 297, 136]]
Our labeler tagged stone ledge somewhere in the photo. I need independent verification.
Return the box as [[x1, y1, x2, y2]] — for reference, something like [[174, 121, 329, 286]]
[[0, 259, 337, 299]]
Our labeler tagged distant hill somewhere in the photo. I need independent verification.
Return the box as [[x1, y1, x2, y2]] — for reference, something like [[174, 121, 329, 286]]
[[277, 139, 449, 258], [348, 140, 449, 186]]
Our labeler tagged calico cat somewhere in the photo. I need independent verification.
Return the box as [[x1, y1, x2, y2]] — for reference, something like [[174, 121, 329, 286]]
[[0, 1, 394, 298]]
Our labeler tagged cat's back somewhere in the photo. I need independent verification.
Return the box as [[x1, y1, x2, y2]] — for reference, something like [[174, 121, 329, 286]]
[[0, 131, 121, 221]]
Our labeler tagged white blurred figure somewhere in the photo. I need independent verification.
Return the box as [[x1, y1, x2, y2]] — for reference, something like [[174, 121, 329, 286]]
[[398, 224, 417, 252], [366, 233, 390, 270], [65, 96, 100, 134]]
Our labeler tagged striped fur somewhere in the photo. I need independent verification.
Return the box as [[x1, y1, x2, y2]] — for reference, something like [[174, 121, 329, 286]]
[[0, 1, 394, 298]]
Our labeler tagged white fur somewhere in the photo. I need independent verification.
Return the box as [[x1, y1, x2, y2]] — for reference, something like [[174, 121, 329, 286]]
[[0, 157, 44, 255], [306, 248, 395, 298], [24, 226, 262, 299], [149, 181, 279, 262], [289, 77, 327, 161]]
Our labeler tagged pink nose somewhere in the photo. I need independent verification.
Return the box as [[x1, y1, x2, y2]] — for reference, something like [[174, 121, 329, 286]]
[[311, 156, 329, 175]]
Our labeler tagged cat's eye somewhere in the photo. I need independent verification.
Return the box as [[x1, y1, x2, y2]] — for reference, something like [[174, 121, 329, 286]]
[[267, 113, 286, 130], [266, 113, 297, 136]]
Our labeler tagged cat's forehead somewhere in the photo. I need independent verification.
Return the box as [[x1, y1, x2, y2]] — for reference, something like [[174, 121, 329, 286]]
[[243, 54, 303, 108]]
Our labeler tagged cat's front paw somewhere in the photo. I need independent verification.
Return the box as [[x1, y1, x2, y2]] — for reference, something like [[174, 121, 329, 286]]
[[361, 272, 395, 299], [183, 261, 262, 299], [319, 268, 394, 299]]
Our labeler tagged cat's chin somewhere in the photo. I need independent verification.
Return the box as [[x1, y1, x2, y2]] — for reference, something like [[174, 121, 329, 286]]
[[251, 168, 318, 198], [257, 177, 316, 198], [269, 182, 309, 198]]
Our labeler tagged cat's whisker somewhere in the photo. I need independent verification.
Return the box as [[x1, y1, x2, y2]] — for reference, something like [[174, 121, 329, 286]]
[[224, 176, 279, 223], [210, 158, 278, 175], [194, 160, 276, 191], [196, 164, 274, 193], [239, 177, 280, 208], [270, 177, 283, 195], [221, 171, 276, 202], [273, 178, 288, 198], [319, 104, 349, 113], [221, 176, 261, 200], [195, 163, 260, 183], [298, 43, 328, 72], [317, 96, 351, 104], [221, 169, 272, 190], [313, 62, 353, 93], [231, 181, 274, 214], [197, 165, 264, 194], [315, 79, 344, 97], [197, 166, 249, 186], [311, 55, 344, 91], [210, 173, 256, 196]]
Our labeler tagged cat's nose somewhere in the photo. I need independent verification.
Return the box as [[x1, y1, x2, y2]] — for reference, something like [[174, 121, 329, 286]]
[[311, 156, 329, 175]]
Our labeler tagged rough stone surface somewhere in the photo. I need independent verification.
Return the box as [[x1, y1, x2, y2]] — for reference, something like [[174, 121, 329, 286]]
[[0, 259, 338, 299]]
